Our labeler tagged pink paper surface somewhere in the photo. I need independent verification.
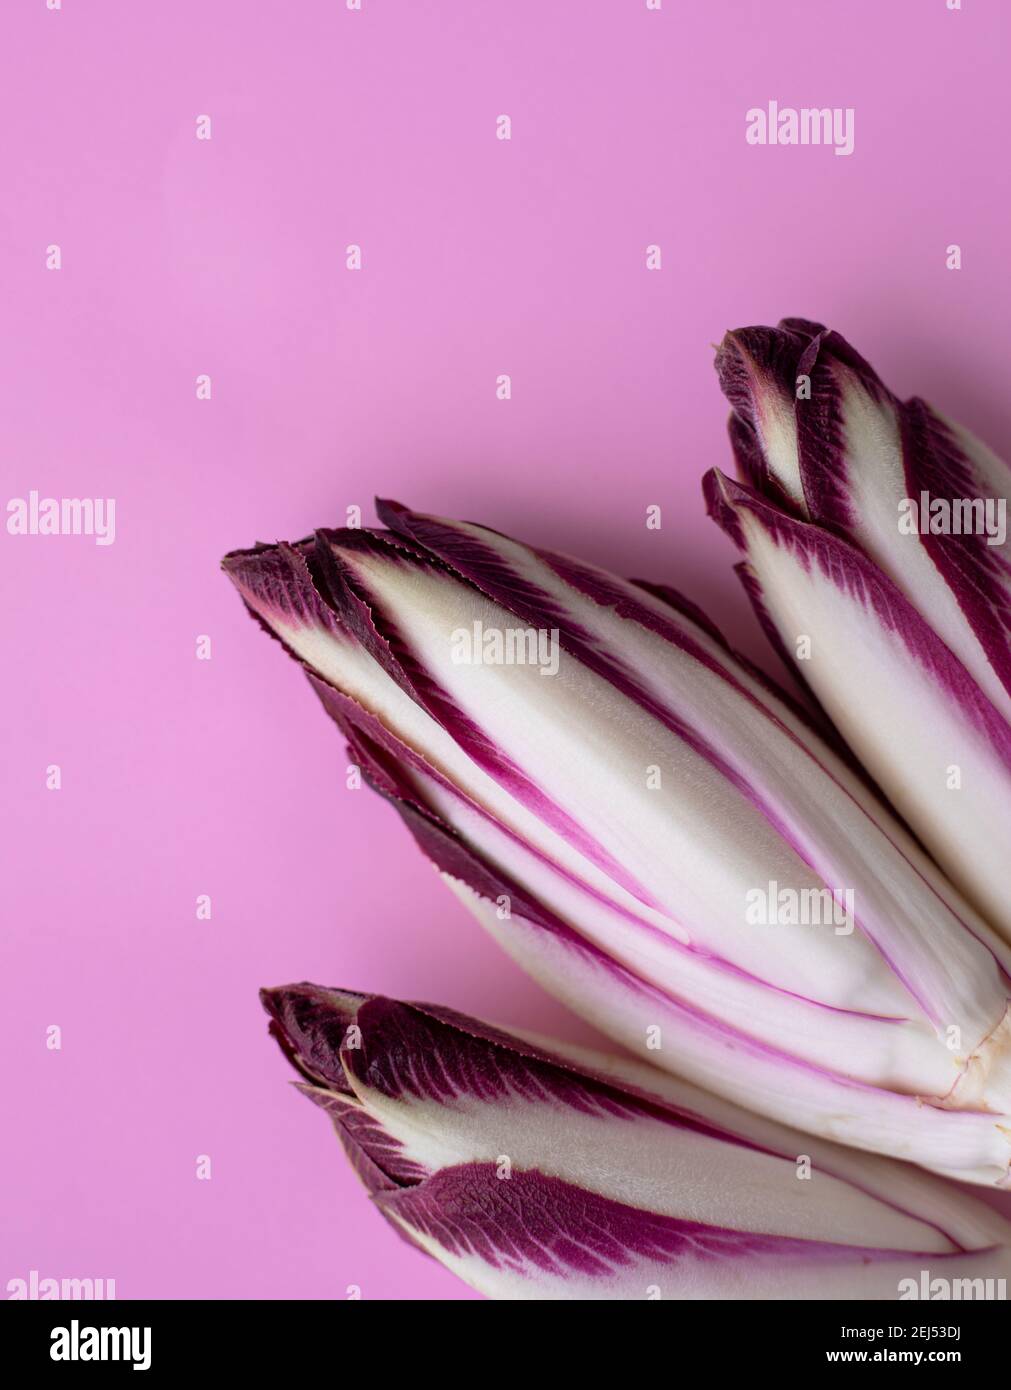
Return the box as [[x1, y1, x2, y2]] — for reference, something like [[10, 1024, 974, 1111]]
[[3, 0, 1009, 1300]]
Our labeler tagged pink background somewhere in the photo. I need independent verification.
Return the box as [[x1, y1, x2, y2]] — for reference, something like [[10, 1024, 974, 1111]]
[[3, 0, 1009, 1300]]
